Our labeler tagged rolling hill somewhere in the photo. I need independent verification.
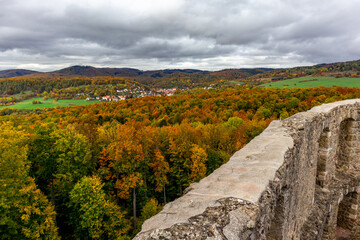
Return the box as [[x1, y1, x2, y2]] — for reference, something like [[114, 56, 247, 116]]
[[33, 65, 272, 80], [0, 69, 39, 78], [6, 65, 273, 88], [2, 59, 360, 89]]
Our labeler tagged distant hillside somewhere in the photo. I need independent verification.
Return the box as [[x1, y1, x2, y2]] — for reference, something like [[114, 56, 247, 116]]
[[132, 68, 272, 88], [3, 59, 360, 88], [51, 66, 142, 77], [4, 59, 360, 81], [0, 69, 39, 78], [17, 65, 273, 88], [210, 68, 272, 79], [48, 66, 271, 80], [46, 66, 210, 78], [251, 59, 360, 81]]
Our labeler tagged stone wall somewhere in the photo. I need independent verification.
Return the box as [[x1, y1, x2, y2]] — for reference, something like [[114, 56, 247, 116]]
[[134, 99, 360, 240]]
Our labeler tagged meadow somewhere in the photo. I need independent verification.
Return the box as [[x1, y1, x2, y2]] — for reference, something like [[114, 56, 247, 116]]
[[0, 97, 97, 110], [258, 76, 360, 88]]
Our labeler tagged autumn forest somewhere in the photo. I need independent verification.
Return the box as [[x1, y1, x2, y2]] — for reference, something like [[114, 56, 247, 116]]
[[1, 69, 360, 240]]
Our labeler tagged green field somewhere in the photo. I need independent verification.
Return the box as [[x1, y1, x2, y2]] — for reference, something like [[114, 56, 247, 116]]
[[228, 80, 244, 85], [258, 76, 360, 88], [0, 97, 98, 110]]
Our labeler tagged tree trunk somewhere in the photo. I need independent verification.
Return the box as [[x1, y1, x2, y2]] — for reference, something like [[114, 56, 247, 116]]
[[163, 185, 167, 204], [144, 173, 148, 200], [115, 173, 121, 205], [133, 188, 137, 229], [50, 183, 57, 227]]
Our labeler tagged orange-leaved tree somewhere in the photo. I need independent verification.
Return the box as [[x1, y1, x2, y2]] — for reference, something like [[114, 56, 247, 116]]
[[100, 121, 145, 229]]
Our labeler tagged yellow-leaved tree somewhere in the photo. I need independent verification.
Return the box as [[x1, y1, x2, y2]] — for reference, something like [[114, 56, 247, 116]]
[[0, 122, 60, 239], [69, 175, 130, 240], [190, 144, 207, 183]]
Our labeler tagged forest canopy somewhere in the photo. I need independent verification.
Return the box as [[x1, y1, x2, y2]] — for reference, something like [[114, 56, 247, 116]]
[[1, 86, 360, 239]]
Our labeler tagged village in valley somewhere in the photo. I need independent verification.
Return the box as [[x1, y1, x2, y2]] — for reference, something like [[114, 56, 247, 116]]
[[84, 86, 179, 102], [82, 83, 216, 102]]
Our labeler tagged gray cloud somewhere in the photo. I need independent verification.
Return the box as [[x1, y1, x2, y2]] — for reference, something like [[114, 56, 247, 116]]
[[0, 0, 360, 71]]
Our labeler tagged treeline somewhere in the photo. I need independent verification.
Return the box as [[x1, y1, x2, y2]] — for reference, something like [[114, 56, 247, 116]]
[[134, 68, 270, 88], [0, 67, 272, 94], [0, 76, 135, 96], [1, 87, 360, 239]]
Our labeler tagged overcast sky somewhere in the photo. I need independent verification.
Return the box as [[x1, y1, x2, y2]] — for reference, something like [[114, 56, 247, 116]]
[[1, 0, 360, 71]]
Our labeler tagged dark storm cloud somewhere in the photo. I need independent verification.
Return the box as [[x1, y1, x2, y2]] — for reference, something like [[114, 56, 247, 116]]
[[1, 0, 360, 71]]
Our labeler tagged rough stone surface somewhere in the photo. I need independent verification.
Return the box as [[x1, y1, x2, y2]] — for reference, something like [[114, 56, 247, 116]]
[[134, 99, 360, 240]]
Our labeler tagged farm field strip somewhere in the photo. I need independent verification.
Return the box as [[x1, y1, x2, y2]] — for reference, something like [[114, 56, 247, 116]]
[[0, 97, 97, 110], [259, 76, 360, 88]]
